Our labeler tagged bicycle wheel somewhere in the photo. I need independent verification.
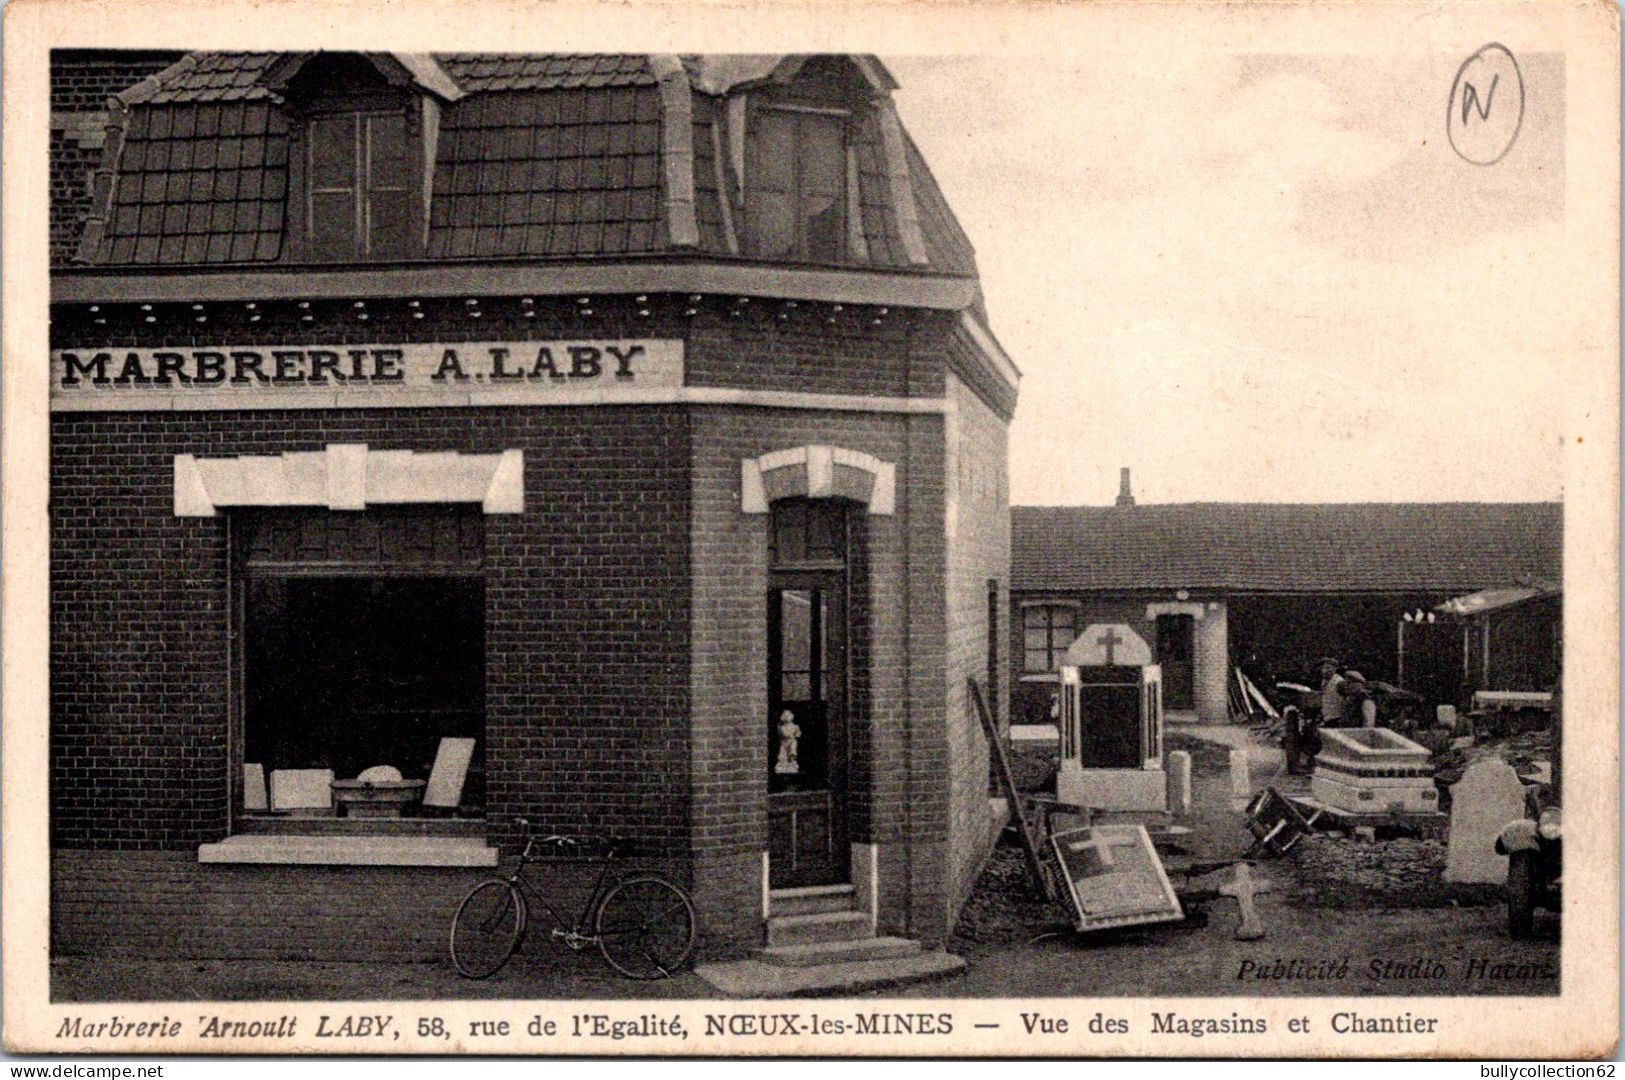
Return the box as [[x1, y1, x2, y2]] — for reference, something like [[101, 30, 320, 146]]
[[450, 879, 526, 979], [595, 875, 696, 980]]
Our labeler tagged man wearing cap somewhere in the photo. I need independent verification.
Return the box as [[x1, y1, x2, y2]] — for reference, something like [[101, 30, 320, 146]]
[[1319, 658, 1348, 726]]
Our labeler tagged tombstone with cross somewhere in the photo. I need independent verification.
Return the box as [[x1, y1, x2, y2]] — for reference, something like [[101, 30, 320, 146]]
[[1055, 623, 1168, 813]]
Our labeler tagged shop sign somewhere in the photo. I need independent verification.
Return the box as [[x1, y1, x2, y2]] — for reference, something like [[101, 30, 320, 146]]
[[49, 340, 683, 410]]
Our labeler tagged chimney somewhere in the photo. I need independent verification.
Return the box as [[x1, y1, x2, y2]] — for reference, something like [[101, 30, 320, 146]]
[[1115, 467, 1135, 507]]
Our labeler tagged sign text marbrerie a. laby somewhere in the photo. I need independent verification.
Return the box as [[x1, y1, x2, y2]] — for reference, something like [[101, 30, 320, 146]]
[[51, 340, 683, 401]]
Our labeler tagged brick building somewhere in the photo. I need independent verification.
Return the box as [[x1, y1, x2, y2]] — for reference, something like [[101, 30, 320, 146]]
[[49, 51, 1017, 965], [1011, 490, 1561, 727]]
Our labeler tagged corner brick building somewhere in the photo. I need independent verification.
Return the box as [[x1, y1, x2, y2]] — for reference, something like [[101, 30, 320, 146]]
[[48, 51, 1017, 964]]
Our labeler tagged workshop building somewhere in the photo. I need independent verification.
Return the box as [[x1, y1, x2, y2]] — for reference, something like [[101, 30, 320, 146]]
[[48, 51, 1017, 963], [1011, 486, 1560, 726]]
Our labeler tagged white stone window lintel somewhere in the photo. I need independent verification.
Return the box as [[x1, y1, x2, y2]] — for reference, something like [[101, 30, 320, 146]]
[[173, 443, 524, 517]]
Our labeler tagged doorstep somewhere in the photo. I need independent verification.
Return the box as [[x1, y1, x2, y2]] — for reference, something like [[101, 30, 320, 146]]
[[693, 951, 965, 998], [197, 834, 498, 867]]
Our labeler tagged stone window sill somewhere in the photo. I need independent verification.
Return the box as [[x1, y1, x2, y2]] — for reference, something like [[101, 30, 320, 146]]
[[197, 835, 498, 867]]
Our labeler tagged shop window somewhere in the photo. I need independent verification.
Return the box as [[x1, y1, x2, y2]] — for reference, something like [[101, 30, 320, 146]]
[[235, 507, 484, 821], [745, 106, 851, 262], [305, 110, 415, 261], [1023, 604, 1077, 673]]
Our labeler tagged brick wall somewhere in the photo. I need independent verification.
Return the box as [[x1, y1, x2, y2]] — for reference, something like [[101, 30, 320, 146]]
[[48, 297, 978, 960], [685, 304, 936, 399], [688, 408, 939, 953], [52, 850, 684, 962], [680, 304, 953, 953], [50, 51, 184, 113], [50, 51, 185, 265], [50, 399, 693, 853], [942, 372, 1009, 916], [1193, 602, 1230, 722]]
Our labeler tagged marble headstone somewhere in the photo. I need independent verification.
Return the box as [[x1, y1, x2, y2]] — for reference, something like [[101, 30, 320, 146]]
[[1443, 759, 1527, 884]]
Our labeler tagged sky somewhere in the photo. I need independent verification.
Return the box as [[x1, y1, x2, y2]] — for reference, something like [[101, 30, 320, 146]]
[[885, 50, 1570, 507]]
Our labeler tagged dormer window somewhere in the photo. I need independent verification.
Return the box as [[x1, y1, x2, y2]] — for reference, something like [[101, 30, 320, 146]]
[[744, 105, 850, 262], [306, 110, 415, 261], [272, 53, 445, 264]]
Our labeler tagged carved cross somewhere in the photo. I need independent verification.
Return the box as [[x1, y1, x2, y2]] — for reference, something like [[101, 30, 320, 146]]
[[1097, 627, 1125, 666], [1219, 862, 1273, 941], [1062, 829, 1117, 869]]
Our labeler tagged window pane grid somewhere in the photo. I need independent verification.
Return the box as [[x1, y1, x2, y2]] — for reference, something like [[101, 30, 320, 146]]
[[309, 110, 413, 260], [748, 105, 849, 261], [1023, 605, 1079, 672]]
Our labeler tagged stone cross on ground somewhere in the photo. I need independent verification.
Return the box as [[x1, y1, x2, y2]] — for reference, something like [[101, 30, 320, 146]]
[[1218, 863, 1272, 941], [1062, 830, 1117, 869], [1096, 627, 1125, 666]]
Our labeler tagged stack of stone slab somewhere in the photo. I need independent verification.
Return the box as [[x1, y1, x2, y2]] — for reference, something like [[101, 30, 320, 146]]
[[1311, 727, 1438, 814]]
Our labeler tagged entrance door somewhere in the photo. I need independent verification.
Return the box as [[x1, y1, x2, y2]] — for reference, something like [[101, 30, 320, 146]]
[[767, 570, 849, 887], [1156, 614, 1195, 711]]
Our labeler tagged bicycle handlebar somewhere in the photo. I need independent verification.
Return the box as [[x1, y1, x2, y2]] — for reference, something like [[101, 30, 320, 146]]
[[511, 818, 632, 859]]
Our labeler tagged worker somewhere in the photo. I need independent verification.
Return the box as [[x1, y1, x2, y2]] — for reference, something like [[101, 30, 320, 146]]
[[1318, 658, 1348, 726], [1342, 670, 1379, 727]]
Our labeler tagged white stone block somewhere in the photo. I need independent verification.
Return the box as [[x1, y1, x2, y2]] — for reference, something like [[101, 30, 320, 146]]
[[1057, 762, 1167, 813], [1166, 750, 1192, 816], [1229, 749, 1251, 799]]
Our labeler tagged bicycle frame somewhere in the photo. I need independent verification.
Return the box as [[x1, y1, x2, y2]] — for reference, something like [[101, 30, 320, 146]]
[[502, 839, 624, 948]]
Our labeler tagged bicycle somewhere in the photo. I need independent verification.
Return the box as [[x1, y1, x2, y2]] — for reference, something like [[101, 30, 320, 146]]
[[449, 818, 696, 980]]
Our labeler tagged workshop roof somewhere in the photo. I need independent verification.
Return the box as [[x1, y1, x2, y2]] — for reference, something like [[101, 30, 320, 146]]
[[1012, 502, 1563, 594]]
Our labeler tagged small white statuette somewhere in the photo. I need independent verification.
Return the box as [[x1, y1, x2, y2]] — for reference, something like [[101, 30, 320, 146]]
[[774, 710, 801, 775]]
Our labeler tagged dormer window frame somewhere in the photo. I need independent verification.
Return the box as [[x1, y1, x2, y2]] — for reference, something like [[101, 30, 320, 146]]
[[284, 87, 428, 265], [741, 96, 867, 265]]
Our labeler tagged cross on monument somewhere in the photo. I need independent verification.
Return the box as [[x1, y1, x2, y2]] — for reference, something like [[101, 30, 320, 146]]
[[1096, 627, 1125, 666], [1062, 829, 1117, 869]]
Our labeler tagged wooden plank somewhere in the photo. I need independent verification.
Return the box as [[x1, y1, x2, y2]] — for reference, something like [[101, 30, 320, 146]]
[[970, 677, 1051, 900]]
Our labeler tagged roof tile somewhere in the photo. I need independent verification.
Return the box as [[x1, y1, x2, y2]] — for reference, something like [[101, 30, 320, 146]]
[[1012, 504, 1563, 594], [75, 51, 981, 276]]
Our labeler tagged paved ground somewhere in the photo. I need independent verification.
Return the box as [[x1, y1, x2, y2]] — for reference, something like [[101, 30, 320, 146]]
[[52, 725, 1558, 1002]]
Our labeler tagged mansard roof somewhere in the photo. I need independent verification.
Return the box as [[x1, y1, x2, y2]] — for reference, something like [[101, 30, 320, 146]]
[[70, 51, 977, 280]]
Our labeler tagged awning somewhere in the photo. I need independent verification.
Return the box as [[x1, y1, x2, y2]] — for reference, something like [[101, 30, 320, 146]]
[[1436, 583, 1560, 617]]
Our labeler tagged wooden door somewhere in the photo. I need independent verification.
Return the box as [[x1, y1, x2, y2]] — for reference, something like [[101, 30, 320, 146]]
[[767, 571, 849, 887], [1156, 614, 1195, 711]]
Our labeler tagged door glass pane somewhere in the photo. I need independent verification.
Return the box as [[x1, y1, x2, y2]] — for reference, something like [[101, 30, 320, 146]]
[[367, 188, 415, 259], [367, 114, 409, 187], [798, 116, 844, 196], [779, 588, 815, 701], [749, 110, 796, 192], [798, 116, 844, 260], [309, 191, 357, 260], [309, 116, 356, 189], [748, 192, 798, 258], [805, 501, 841, 562]]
